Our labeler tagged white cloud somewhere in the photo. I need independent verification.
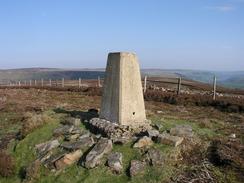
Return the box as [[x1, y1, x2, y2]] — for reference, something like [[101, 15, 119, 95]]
[[206, 5, 236, 12]]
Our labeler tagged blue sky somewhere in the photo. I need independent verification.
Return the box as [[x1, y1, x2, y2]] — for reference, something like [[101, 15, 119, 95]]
[[0, 0, 243, 70]]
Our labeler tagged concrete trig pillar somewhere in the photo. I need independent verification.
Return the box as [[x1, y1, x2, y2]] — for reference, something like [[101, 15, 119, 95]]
[[100, 52, 147, 127]]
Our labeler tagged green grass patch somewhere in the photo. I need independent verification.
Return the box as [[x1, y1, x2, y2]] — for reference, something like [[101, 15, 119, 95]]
[[149, 116, 219, 140], [0, 111, 62, 183], [1, 111, 226, 183]]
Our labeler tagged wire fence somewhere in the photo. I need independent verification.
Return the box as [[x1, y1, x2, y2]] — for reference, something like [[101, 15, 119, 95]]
[[0, 76, 243, 98]]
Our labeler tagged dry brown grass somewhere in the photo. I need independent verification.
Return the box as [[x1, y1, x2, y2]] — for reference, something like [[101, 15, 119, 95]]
[[19, 112, 52, 138], [0, 151, 15, 177], [144, 90, 244, 113]]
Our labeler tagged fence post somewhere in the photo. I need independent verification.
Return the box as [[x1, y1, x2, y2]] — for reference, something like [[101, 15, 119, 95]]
[[41, 79, 44, 87], [29, 80, 32, 86], [18, 81, 21, 87], [62, 78, 64, 88], [177, 77, 181, 95], [78, 78, 81, 88], [213, 76, 217, 100], [34, 80, 37, 86], [144, 75, 147, 93], [49, 79, 52, 87], [98, 76, 101, 87]]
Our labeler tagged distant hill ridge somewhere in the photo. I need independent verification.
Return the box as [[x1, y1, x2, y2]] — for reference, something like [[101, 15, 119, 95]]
[[0, 68, 243, 89]]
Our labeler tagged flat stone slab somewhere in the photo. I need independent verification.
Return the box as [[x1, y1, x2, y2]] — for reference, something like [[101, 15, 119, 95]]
[[157, 133, 183, 147], [53, 125, 74, 137], [54, 150, 83, 170], [84, 138, 113, 169], [107, 152, 123, 174], [61, 136, 94, 151], [53, 125, 83, 137], [61, 117, 81, 127], [170, 125, 193, 138], [144, 148, 164, 166], [35, 140, 60, 155], [64, 133, 80, 141], [43, 151, 67, 169]]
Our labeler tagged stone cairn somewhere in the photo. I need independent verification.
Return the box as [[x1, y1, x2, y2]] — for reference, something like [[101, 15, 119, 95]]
[[87, 118, 152, 144], [88, 118, 133, 143], [29, 114, 194, 179], [26, 52, 196, 180]]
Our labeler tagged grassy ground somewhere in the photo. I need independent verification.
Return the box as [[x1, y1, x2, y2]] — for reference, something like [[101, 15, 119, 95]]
[[0, 89, 243, 183]]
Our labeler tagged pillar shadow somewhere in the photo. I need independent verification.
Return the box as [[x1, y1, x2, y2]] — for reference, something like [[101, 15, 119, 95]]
[[53, 108, 99, 122]]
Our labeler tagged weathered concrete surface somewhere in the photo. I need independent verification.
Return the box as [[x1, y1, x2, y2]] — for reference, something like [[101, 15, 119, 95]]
[[100, 52, 146, 127]]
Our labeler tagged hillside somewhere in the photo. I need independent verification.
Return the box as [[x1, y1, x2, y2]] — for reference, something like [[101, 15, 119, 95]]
[[0, 88, 243, 183], [0, 68, 243, 89], [0, 68, 105, 82], [141, 69, 244, 89]]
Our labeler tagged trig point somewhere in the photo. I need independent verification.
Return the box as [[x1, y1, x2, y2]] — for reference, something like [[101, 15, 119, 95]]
[[100, 52, 147, 127]]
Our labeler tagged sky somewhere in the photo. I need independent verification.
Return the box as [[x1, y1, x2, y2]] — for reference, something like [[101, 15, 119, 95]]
[[0, 0, 243, 71]]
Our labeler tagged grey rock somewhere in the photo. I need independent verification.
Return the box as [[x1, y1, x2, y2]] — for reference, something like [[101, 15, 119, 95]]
[[157, 132, 183, 147], [112, 136, 130, 144], [146, 129, 160, 138], [84, 138, 113, 169], [38, 151, 53, 163], [70, 126, 82, 135], [64, 133, 80, 141], [129, 160, 146, 177], [53, 125, 74, 137], [153, 124, 164, 131], [170, 125, 193, 138], [61, 117, 81, 127], [229, 133, 236, 138], [144, 148, 164, 166], [35, 140, 60, 155], [79, 132, 91, 139], [95, 134, 102, 140], [62, 136, 94, 151], [89, 118, 133, 140], [107, 152, 123, 174], [133, 136, 153, 148]]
